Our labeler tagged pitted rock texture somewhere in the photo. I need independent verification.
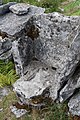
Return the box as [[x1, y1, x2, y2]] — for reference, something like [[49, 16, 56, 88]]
[[12, 36, 33, 76], [0, 3, 80, 116], [58, 31, 80, 102], [13, 61, 55, 102], [25, 12, 80, 100], [0, 37, 12, 60], [9, 3, 45, 15], [9, 3, 30, 15], [68, 91, 80, 116]]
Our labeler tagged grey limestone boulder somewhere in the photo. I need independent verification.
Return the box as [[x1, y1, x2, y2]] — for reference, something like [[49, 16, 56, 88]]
[[0, 12, 31, 36], [58, 31, 80, 102], [9, 3, 45, 15], [9, 3, 30, 15], [0, 2, 16, 15], [25, 12, 80, 100], [12, 12, 80, 101], [13, 61, 55, 104]]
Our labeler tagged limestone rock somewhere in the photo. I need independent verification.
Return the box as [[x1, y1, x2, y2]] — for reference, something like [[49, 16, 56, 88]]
[[0, 87, 10, 100], [58, 31, 80, 102], [12, 36, 33, 76], [0, 37, 12, 60], [12, 12, 80, 101], [10, 105, 27, 118], [0, 2, 16, 15], [9, 3, 30, 15], [25, 12, 80, 100], [28, 5, 45, 15], [0, 12, 31, 36], [68, 91, 80, 116], [13, 61, 55, 103], [0, 6, 45, 36], [9, 3, 45, 15], [60, 66, 80, 102], [31, 12, 80, 70]]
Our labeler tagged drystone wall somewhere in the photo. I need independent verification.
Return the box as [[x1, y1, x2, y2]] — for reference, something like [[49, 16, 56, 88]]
[[0, 3, 80, 117]]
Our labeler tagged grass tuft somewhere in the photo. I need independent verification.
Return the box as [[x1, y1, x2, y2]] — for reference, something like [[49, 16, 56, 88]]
[[0, 60, 18, 87]]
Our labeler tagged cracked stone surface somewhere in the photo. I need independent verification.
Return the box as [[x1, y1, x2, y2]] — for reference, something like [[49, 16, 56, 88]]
[[68, 91, 80, 116], [0, 3, 80, 116]]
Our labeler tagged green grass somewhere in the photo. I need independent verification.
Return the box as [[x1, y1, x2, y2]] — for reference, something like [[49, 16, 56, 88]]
[[0, 60, 18, 87], [0, 91, 32, 120], [2, 0, 80, 15], [3, 0, 66, 13], [0, 91, 71, 120], [61, 0, 80, 15]]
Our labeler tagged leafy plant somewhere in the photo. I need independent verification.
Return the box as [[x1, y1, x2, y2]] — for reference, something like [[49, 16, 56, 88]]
[[0, 60, 18, 87]]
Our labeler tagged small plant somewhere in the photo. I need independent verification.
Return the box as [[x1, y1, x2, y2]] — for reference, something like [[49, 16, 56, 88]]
[[0, 60, 18, 87]]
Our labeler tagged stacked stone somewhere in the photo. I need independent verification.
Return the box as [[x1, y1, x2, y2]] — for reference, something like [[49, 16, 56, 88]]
[[0, 3, 80, 117]]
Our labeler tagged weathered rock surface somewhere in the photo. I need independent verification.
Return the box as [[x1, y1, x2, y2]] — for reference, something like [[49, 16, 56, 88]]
[[0, 3, 80, 116], [13, 61, 55, 104], [58, 31, 80, 102], [0, 12, 31, 36], [10, 105, 27, 118], [12, 36, 33, 76], [9, 3, 45, 15], [0, 37, 12, 60], [0, 2, 16, 15], [32, 13, 79, 70], [0, 3, 45, 61], [9, 3, 30, 15], [68, 91, 80, 116], [26, 12, 80, 100], [60, 65, 80, 102], [0, 87, 10, 101]]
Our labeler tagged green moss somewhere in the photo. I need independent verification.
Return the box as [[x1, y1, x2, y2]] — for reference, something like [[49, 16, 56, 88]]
[[0, 60, 18, 87]]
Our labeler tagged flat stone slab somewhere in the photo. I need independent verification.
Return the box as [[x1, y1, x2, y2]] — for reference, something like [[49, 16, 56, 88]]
[[0, 12, 31, 36], [0, 6, 45, 36], [9, 3, 30, 15], [9, 3, 45, 15]]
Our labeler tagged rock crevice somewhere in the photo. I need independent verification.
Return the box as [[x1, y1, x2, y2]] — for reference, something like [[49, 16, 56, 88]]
[[0, 3, 80, 116]]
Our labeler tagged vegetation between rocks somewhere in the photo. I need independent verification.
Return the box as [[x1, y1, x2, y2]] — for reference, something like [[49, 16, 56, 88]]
[[0, 60, 18, 87], [3, 0, 66, 13], [0, 91, 72, 120], [2, 0, 80, 15]]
